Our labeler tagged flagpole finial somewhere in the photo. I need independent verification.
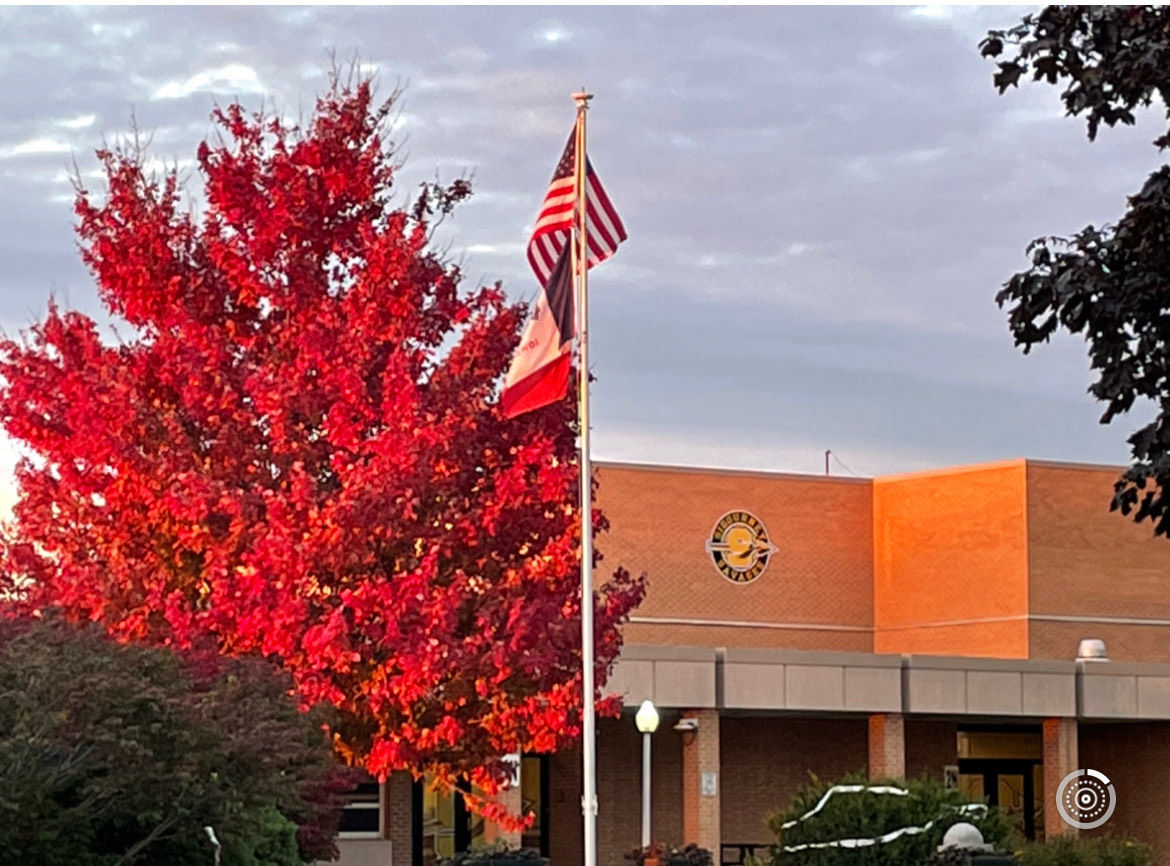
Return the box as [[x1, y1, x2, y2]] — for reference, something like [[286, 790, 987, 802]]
[[572, 90, 593, 109]]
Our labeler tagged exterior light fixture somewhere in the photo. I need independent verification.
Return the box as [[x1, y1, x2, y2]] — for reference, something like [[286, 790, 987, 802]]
[[635, 699, 659, 847], [635, 699, 660, 734]]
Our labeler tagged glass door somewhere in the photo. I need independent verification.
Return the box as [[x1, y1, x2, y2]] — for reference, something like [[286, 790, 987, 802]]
[[957, 758, 1039, 840]]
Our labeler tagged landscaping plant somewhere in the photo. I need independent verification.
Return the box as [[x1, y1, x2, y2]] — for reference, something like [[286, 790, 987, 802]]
[[0, 617, 346, 865], [766, 773, 1012, 866]]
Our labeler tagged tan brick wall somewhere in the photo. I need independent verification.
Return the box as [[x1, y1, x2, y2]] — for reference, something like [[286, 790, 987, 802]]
[[595, 465, 873, 650], [720, 717, 868, 845], [1030, 620, 1170, 664], [868, 714, 905, 779], [874, 461, 1029, 658], [387, 772, 413, 866], [1079, 722, 1170, 861], [1027, 464, 1170, 618], [1026, 463, 1170, 662], [904, 720, 957, 782]]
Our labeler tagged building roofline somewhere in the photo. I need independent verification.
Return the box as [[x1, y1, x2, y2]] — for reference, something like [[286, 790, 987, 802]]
[[1024, 458, 1128, 473], [594, 459, 872, 485], [594, 457, 1130, 485]]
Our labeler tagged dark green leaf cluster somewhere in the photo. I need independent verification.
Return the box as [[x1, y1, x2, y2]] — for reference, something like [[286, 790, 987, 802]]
[[1013, 836, 1153, 866], [762, 773, 1012, 866], [923, 847, 974, 866], [984, 7, 1170, 535], [981, 7, 1170, 145], [0, 617, 347, 866]]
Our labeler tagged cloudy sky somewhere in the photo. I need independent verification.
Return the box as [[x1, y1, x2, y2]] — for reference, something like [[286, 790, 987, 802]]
[[0, 4, 1166, 503]]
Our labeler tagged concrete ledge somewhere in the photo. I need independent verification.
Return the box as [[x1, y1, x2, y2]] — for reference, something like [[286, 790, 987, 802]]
[[1076, 659, 1170, 677], [619, 644, 721, 663], [612, 645, 1170, 720], [609, 645, 718, 709], [335, 839, 393, 866], [1078, 663, 1170, 719], [904, 656, 1076, 717], [903, 655, 1076, 674], [722, 652, 900, 712]]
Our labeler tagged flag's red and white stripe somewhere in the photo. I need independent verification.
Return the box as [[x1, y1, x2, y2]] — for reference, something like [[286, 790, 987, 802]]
[[501, 129, 627, 418], [526, 133, 628, 288]]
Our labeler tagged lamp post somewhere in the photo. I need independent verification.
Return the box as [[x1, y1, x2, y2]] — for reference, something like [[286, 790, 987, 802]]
[[635, 699, 660, 848]]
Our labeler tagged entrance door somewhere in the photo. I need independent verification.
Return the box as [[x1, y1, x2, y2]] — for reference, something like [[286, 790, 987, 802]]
[[413, 755, 549, 866], [958, 758, 1040, 840]]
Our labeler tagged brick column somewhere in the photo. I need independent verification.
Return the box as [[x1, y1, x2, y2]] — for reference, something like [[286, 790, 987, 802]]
[[387, 772, 414, 866], [868, 713, 906, 780], [681, 709, 721, 856], [1043, 717, 1079, 839]]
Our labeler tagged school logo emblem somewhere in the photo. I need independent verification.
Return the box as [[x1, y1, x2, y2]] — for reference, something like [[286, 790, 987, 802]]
[[705, 510, 777, 584]]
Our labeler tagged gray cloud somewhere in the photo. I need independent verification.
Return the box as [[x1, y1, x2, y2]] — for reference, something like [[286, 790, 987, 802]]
[[0, 5, 1159, 489]]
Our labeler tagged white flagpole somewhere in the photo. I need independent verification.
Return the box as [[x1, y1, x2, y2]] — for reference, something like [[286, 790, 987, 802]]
[[571, 88, 598, 866]]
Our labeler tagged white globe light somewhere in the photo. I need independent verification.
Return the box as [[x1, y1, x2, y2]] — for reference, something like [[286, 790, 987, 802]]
[[938, 822, 989, 852], [635, 699, 659, 733]]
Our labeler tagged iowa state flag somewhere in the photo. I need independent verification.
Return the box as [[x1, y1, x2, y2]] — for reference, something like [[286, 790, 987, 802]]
[[500, 245, 574, 418], [500, 131, 626, 419]]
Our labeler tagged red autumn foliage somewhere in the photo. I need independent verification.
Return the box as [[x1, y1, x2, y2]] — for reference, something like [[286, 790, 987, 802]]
[[0, 73, 644, 823]]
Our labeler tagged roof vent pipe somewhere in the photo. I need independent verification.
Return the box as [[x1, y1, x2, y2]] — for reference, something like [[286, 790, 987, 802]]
[[1076, 638, 1109, 662]]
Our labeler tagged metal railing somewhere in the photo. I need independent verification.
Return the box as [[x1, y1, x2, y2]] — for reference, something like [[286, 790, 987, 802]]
[[720, 843, 767, 866]]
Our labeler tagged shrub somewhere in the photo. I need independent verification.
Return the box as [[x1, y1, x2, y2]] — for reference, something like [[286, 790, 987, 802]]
[[440, 843, 547, 866], [625, 842, 714, 866], [0, 617, 343, 865], [1013, 836, 1154, 866], [765, 773, 1012, 866]]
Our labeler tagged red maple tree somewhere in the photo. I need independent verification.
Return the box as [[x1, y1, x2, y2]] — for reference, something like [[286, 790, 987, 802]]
[[0, 74, 644, 821]]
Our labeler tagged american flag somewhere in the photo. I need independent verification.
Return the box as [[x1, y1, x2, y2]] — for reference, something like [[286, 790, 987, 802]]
[[527, 131, 628, 287]]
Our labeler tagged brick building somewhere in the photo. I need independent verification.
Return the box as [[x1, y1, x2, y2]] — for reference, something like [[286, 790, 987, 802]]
[[336, 458, 1170, 866]]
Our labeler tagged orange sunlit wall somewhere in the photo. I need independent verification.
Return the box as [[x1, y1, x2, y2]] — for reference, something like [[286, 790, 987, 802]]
[[873, 459, 1030, 658]]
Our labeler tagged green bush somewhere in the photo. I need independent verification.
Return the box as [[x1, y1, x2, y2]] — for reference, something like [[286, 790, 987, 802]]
[[0, 618, 344, 865], [1013, 836, 1153, 866], [765, 773, 1013, 866], [218, 806, 304, 866]]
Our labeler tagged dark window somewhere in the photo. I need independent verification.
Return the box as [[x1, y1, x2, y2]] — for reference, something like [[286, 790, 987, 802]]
[[341, 779, 382, 837]]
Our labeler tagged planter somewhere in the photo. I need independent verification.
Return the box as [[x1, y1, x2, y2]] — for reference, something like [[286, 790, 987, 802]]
[[438, 848, 547, 866]]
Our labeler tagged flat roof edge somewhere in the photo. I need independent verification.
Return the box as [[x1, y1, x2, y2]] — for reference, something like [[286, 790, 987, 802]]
[[595, 460, 871, 484]]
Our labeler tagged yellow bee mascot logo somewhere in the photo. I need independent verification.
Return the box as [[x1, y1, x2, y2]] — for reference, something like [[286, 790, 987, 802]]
[[705, 510, 777, 584]]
